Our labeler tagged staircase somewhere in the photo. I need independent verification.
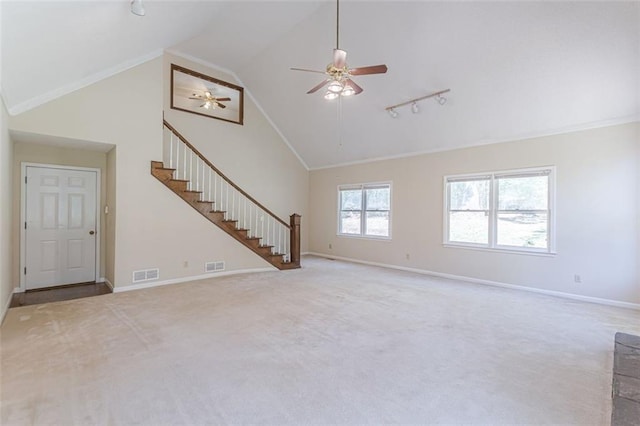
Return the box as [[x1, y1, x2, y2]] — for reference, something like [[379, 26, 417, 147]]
[[151, 120, 301, 270]]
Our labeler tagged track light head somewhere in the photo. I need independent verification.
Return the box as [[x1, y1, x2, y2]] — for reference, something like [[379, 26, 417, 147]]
[[436, 94, 447, 105], [131, 0, 145, 16], [388, 108, 399, 118], [411, 102, 419, 114]]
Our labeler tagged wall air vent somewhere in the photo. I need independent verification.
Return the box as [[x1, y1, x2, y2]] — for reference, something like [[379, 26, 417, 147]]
[[132, 268, 160, 283], [205, 261, 225, 273]]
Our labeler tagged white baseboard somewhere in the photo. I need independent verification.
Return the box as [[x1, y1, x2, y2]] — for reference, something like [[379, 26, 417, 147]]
[[307, 252, 640, 311], [103, 278, 114, 292], [0, 289, 14, 325], [112, 267, 275, 293]]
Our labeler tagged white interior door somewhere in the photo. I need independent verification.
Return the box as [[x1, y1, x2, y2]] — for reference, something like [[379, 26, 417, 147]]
[[25, 166, 97, 290]]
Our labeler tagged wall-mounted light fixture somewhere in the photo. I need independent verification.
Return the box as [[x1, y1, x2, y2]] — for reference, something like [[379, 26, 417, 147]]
[[131, 0, 146, 16], [385, 89, 450, 118]]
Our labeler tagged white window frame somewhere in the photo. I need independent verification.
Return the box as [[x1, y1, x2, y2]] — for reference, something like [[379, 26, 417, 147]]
[[337, 182, 392, 240], [443, 166, 556, 255]]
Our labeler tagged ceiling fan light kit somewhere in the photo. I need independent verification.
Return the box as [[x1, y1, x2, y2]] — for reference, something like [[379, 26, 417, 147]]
[[385, 89, 450, 118], [291, 0, 388, 100]]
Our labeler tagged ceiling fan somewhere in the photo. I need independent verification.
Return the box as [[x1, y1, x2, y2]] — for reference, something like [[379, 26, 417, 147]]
[[291, 0, 387, 100], [189, 90, 231, 110]]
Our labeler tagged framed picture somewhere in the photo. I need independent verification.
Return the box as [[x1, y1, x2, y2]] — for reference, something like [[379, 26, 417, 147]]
[[170, 64, 244, 125]]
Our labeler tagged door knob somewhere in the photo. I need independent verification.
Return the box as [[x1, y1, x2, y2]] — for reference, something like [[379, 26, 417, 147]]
[[89, 230, 95, 235]]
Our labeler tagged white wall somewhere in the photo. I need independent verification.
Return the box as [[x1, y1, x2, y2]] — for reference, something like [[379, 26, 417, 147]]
[[309, 122, 640, 304], [0, 98, 13, 320], [8, 54, 309, 290], [163, 52, 309, 250]]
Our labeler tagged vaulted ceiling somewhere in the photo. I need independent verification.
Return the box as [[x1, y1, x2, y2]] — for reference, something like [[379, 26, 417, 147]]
[[2, 1, 639, 169]]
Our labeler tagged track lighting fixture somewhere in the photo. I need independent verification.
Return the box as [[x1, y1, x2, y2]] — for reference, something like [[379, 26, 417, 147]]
[[385, 89, 450, 118], [131, 0, 145, 16]]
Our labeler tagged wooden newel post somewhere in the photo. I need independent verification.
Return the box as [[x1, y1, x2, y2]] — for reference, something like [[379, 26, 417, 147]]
[[290, 214, 301, 267]]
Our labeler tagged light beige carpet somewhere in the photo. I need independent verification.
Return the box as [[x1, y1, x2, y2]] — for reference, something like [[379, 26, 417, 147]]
[[1, 256, 639, 425]]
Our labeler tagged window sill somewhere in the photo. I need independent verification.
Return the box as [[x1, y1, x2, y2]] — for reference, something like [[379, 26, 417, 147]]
[[338, 234, 392, 242], [443, 243, 556, 257]]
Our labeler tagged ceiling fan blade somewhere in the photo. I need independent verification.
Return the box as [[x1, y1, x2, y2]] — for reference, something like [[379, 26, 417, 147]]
[[349, 64, 388, 76], [216, 102, 227, 109], [344, 79, 363, 95], [189, 96, 202, 100], [333, 49, 347, 68], [199, 103, 207, 108], [291, 67, 326, 74], [216, 97, 231, 102], [307, 79, 330, 94]]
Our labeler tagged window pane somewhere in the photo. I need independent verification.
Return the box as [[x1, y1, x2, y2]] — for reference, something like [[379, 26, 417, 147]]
[[498, 175, 548, 210], [449, 211, 488, 244], [365, 187, 390, 210], [497, 213, 548, 248], [449, 180, 490, 210], [340, 189, 362, 211], [365, 211, 389, 237], [340, 211, 361, 234]]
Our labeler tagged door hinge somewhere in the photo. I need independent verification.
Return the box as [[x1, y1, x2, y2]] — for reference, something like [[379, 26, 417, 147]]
[[24, 222, 27, 229], [24, 267, 26, 275], [25, 176, 27, 184]]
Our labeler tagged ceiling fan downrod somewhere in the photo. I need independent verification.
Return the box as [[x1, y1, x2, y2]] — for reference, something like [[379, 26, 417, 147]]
[[336, 0, 340, 50]]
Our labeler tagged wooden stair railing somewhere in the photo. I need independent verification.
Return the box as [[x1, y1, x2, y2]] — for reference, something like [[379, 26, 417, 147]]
[[151, 120, 301, 270]]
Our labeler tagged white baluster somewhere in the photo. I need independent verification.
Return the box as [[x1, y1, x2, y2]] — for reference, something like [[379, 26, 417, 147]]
[[169, 133, 174, 169], [208, 168, 212, 202], [183, 144, 187, 181], [196, 158, 200, 193], [175, 134, 180, 177]]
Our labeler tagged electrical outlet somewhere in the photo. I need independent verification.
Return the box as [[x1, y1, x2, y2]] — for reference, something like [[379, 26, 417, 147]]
[[574, 274, 581, 283], [329, 243, 332, 249], [183, 261, 189, 268], [406, 253, 410, 260]]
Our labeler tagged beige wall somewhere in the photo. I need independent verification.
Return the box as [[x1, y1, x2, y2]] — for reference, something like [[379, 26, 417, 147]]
[[9, 55, 309, 289], [309, 122, 640, 304], [105, 147, 116, 286], [11, 142, 108, 288], [163, 53, 309, 251], [0, 98, 13, 320], [637, 123, 640, 292]]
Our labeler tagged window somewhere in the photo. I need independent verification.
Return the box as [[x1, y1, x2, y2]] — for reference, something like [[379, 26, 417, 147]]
[[444, 167, 555, 253], [339, 183, 391, 238]]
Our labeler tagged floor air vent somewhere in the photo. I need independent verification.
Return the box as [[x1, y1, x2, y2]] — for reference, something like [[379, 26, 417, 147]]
[[205, 261, 225, 273], [132, 268, 160, 283]]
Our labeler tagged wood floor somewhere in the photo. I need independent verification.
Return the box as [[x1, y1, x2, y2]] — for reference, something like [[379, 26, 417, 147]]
[[9, 282, 112, 308]]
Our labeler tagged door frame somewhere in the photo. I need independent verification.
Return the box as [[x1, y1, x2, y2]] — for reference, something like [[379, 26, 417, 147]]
[[19, 162, 102, 292]]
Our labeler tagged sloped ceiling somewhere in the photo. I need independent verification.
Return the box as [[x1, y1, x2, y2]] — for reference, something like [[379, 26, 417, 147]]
[[2, 1, 639, 169]]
